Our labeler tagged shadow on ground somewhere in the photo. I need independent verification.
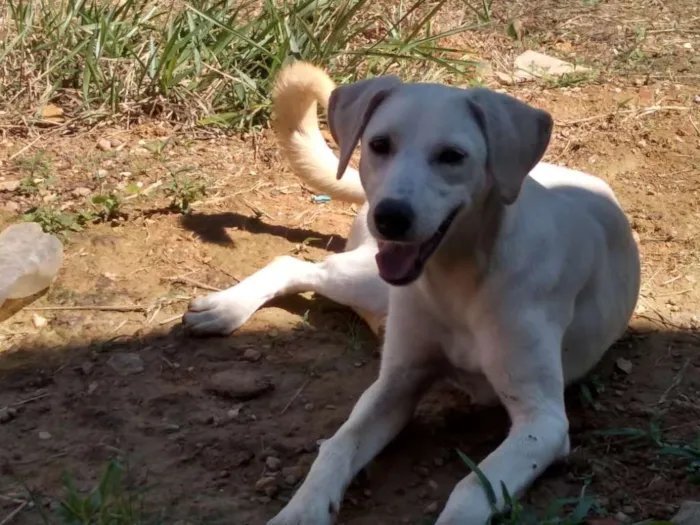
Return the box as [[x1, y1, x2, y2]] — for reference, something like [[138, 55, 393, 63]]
[[1, 305, 699, 524], [180, 211, 346, 253]]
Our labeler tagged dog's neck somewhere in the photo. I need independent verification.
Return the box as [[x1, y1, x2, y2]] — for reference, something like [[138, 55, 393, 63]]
[[425, 183, 505, 280]]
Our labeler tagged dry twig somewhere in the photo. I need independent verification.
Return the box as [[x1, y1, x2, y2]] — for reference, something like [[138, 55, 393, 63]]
[[25, 305, 146, 312]]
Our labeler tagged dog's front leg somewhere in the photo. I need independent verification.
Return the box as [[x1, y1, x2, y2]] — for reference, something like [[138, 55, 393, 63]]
[[184, 247, 384, 336], [436, 314, 570, 525], [268, 294, 439, 525]]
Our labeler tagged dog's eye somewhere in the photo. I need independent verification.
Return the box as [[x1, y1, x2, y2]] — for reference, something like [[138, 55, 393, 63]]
[[436, 147, 466, 165], [369, 136, 392, 156]]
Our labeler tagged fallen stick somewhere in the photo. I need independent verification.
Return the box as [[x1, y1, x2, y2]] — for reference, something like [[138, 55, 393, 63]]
[[25, 305, 146, 313], [279, 379, 311, 415], [0, 501, 28, 525], [168, 276, 221, 292]]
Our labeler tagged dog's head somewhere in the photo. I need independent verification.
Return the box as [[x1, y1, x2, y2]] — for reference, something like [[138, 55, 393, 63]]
[[328, 77, 553, 286]]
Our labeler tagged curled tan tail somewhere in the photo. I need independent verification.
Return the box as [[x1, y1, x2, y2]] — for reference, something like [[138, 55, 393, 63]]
[[272, 62, 365, 204]]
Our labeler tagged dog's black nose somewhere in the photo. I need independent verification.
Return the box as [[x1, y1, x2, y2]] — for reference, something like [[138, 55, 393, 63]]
[[374, 199, 414, 240]]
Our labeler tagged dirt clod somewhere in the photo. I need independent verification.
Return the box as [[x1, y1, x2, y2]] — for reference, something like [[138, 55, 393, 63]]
[[255, 476, 278, 494], [205, 369, 273, 400], [72, 187, 92, 197]]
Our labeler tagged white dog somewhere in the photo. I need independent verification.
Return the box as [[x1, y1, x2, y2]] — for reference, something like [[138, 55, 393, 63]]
[[184, 62, 641, 524]]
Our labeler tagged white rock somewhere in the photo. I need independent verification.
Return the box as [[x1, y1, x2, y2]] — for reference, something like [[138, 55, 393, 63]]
[[32, 314, 48, 328], [514, 50, 590, 81]]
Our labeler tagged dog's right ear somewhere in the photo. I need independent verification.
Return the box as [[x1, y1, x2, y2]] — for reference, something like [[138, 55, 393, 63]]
[[328, 76, 401, 180]]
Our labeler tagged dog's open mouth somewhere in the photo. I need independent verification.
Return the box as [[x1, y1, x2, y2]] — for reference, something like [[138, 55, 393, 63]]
[[375, 207, 462, 286]]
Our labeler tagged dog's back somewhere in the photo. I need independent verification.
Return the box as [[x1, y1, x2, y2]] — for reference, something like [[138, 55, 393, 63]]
[[523, 162, 641, 381]]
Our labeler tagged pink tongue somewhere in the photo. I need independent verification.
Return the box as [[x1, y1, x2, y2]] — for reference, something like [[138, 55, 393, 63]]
[[375, 243, 420, 283]]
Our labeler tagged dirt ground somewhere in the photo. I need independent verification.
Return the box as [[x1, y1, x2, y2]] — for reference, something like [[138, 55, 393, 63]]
[[1, 1, 700, 524]]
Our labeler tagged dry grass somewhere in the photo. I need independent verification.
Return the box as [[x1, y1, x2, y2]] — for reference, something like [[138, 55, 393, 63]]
[[0, 0, 486, 132]]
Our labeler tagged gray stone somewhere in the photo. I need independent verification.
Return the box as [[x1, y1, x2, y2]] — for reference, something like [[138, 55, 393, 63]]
[[107, 353, 145, 375], [672, 501, 700, 525]]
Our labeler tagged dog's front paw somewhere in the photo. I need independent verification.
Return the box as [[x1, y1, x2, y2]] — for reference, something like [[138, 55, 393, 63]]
[[182, 289, 257, 336], [267, 491, 338, 525]]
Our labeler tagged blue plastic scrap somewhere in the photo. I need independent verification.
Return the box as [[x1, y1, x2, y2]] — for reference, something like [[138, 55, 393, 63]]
[[312, 195, 332, 204]]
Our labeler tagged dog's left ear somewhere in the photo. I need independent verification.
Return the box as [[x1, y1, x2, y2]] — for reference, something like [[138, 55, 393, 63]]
[[328, 75, 401, 180], [466, 88, 553, 205]]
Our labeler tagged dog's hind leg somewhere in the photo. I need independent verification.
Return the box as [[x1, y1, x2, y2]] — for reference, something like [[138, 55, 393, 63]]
[[183, 247, 387, 336]]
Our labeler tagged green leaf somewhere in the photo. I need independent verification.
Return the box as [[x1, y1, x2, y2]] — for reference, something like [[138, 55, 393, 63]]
[[456, 449, 498, 511]]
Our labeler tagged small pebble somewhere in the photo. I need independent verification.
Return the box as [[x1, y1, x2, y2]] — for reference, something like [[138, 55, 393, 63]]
[[38, 431, 52, 440], [424, 501, 439, 514], [227, 404, 243, 419], [255, 476, 277, 493], [304, 403, 314, 411], [242, 348, 262, 362], [281, 466, 304, 486], [265, 456, 282, 471], [616, 357, 633, 374], [415, 466, 430, 477], [96, 138, 112, 151]]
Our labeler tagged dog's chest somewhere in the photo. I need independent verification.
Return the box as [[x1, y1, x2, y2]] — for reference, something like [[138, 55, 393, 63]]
[[417, 273, 487, 374], [439, 329, 483, 373]]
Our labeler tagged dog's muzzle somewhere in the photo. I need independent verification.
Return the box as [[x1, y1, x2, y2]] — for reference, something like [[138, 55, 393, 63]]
[[375, 206, 462, 286]]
